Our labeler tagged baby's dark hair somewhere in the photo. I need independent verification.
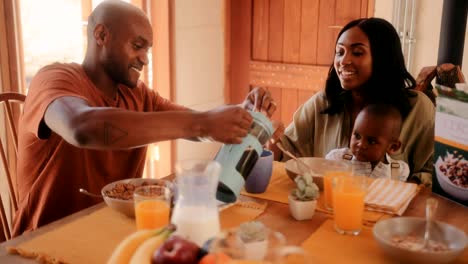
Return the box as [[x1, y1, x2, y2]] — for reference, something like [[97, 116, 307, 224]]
[[360, 104, 403, 139]]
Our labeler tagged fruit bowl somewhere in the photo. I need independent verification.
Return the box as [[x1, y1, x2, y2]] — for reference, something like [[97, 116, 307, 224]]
[[101, 178, 171, 218], [373, 217, 467, 264], [284, 157, 349, 190]]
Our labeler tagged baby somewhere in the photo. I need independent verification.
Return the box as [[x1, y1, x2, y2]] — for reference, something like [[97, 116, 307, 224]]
[[326, 104, 410, 181]]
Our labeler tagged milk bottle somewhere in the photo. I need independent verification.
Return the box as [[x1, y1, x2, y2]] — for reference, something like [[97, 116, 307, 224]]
[[171, 160, 221, 246]]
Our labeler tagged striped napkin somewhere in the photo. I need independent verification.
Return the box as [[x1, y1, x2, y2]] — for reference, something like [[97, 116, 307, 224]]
[[365, 178, 419, 215]]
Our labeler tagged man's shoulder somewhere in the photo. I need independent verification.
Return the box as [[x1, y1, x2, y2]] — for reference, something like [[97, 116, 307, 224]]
[[26, 62, 92, 107], [33, 62, 84, 83], [38, 62, 81, 74]]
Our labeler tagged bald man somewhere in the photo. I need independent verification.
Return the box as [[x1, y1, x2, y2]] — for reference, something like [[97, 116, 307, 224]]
[[13, 0, 276, 236]]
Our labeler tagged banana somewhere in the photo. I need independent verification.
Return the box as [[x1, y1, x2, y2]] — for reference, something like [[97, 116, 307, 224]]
[[129, 228, 173, 264], [107, 227, 167, 264]]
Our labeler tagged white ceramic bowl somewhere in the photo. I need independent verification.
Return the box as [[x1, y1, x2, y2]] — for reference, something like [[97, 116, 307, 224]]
[[101, 178, 171, 218], [373, 217, 467, 264], [435, 157, 468, 201], [284, 157, 349, 190]]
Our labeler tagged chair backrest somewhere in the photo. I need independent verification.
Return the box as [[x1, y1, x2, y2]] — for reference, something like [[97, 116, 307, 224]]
[[0, 92, 26, 240]]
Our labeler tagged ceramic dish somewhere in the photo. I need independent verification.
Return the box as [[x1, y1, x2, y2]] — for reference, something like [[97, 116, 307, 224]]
[[435, 156, 468, 201], [373, 217, 467, 264], [101, 178, 171, 218]]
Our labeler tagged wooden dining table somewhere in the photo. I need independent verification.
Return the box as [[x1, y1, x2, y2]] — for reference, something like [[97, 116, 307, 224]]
[[0, 180, 467, 263]]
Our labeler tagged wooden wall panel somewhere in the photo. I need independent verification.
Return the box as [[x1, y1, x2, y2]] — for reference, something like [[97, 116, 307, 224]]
[[361, 0, 369, 17], [281, 88, 298, 124], [282, 0, 301, 64], [267, 0, 284, 121], [249, 61, 328, 90], [281, 0, 301, 124], [299, 0, 319, 64], [316, 0, 336, 66], [298, 90, 315, 108], [336, 0, 361, 27], [268, 0, 284, 63], [252, 0, 269, 60]]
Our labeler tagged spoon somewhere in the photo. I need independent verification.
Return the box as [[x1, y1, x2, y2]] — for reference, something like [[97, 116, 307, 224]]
[[422, 198, 438, 249], [275, 142, 318, 175], [79, 188, 103, 199]]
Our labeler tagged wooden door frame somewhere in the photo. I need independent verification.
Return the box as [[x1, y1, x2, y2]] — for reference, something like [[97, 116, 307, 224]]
[[148, 0, 176, 178], [224, 0, 252, 105], [224, 0, 375, 105], [0, 0, 24, 94]]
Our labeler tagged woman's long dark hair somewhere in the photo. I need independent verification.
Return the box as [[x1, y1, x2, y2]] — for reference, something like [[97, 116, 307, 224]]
[[322, 18, 416, 117]]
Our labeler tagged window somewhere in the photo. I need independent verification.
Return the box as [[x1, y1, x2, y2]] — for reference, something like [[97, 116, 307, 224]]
[[20, 0, 134, 90]]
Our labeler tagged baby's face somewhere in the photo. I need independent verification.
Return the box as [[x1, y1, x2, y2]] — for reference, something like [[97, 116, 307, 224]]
[[350, 114, 395, 164]]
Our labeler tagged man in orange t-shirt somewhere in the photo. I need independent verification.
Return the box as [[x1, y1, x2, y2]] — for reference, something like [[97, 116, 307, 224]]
[[13, 0, 276, 236]]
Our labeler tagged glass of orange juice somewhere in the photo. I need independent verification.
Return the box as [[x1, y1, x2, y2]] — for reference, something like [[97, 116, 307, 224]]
[[322, 161, 351, 211], [323, 171, 349, 211], [332, 175, 367, 235], [134, 185, 171, 230]]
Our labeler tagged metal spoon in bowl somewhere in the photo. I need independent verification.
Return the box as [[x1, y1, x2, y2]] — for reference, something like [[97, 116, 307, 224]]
[[79, 188, 103, 199], [423, 198, 439, 249], [275, 142, 318, 175], [415, 198, 446, 251]]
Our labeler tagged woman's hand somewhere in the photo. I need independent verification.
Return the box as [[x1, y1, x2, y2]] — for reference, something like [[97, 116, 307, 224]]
[[241, 87, 277, 117]]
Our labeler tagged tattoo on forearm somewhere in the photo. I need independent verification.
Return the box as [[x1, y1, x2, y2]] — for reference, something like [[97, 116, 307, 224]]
[[104, 122, 128, 145]]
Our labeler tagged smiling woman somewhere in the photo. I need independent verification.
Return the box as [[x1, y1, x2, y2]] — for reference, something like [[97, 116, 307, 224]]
[[276, 17, 435, 186], [333, 27, 373, 92]]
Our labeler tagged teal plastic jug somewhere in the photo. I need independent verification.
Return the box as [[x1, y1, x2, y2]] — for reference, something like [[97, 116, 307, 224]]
[[214, 111, 273, 203]]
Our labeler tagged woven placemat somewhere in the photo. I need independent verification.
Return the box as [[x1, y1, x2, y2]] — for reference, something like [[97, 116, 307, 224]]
[[8, 201, 267, 264]]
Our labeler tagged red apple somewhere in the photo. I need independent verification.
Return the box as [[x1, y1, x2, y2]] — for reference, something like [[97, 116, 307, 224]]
[[152, 236, 202, 264]]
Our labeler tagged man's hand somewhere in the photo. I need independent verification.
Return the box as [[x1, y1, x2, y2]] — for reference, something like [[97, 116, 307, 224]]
[[265, 120, 285, 160], [241, 87, 277, 117], [201, 105, 253, 144], [270, 120, 285, 144]]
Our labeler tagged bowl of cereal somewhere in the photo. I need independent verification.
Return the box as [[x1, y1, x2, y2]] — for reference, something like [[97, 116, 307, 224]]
[[101, 178, 172, 218], [435, 151, 468, 201], [373, 217, 467, 264]]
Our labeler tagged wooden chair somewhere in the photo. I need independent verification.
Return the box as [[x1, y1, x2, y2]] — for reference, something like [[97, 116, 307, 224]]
[[0, 92, 26, 240]]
